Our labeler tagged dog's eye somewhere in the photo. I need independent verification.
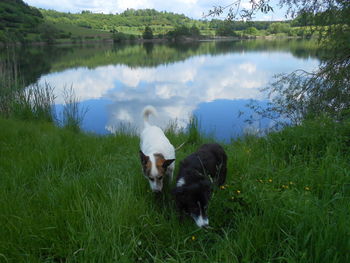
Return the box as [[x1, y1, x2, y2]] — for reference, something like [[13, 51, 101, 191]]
[[158, 176, 163, 180], [149, 178, 154, 181]]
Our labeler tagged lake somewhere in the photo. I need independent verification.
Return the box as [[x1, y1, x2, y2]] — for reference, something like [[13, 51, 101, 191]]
[[10, 39, 320, 141]]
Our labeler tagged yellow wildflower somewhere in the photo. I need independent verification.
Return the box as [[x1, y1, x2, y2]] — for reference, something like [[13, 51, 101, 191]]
[[191, 236, 196, 241], [268, 179, 272, 183], [220, 185, 226, 190], [305, 186, 310, 191], [236, 190, 241, 194]]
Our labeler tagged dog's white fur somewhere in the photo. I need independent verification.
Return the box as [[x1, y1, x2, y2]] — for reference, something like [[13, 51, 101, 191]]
[[193, 214, 209, 228], [176, 178, 185, 187], [140, 106, 175, 191]]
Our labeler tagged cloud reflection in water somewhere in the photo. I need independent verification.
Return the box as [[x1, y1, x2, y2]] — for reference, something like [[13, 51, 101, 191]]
[[41, 49, 319, 140]]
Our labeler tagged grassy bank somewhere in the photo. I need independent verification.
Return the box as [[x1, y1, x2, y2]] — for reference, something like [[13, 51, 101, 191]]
[[1, 115, 349, 262]]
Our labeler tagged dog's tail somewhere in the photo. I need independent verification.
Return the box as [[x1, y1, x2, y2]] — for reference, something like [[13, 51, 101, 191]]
[[142, 105, 157, 127]]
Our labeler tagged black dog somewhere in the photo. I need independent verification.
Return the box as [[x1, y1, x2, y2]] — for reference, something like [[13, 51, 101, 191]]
[[172, 143, 227, 227]]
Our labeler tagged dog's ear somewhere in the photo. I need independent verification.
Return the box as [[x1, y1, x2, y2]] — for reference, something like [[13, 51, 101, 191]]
[[139, 150, 149, 165], [162, 159, 175, 169]]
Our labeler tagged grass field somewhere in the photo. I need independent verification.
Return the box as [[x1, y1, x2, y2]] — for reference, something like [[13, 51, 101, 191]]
[[48, 21, 113, 40], [0, 115, 349, 262]]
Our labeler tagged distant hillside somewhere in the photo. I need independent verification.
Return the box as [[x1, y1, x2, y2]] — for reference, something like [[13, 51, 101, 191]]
[[39, 8, 292, 39], [0, 0, 43, 42], [40, 8, 206, 36], [42, 8, 194, 28], [0, 2, 316, 44]]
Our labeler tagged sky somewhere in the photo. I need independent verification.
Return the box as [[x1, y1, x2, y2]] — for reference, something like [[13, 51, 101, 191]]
[[23, 0, 289, 21]]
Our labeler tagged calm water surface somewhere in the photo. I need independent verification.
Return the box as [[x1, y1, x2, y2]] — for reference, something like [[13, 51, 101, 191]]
[[18, 39, 320, 140]]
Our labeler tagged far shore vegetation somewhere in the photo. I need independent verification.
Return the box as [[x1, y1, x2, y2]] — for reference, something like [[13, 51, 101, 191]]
[[0, 0, 331, 45]]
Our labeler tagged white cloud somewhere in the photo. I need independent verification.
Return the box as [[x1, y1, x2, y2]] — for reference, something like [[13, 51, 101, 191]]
[[37, 43, 319, 135], [155, 84, 177, 99], [39, 52, 274, 131], [119, 67, 155, 87], [238, 62, 256, 74], [241, 1, 253, 9], [116, 109, 133, 122], [116, 0, 152, 12]]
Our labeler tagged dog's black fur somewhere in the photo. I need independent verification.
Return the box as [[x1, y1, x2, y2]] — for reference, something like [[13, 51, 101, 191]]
[[172, 143, 227, 227]]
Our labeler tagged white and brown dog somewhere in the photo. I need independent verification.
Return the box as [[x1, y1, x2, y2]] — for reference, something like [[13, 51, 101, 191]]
[[139, 106, 175, 192]]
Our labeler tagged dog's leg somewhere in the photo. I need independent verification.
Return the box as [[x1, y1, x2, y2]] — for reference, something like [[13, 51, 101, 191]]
[[179, 212, 185, 223]]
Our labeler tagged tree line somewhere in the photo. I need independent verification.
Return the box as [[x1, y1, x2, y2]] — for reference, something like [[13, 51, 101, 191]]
[[1, 0, 342, 44]]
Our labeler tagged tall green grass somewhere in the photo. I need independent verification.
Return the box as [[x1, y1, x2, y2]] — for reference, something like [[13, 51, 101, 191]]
[[0, 57, 86, 132], [186, 116, 202, 145], [0, 56, 55, 122], [0, 115, 349, 262], [0, 54, 21, 117], [11, 83, 56, 122], [60, 87, 87, 132]]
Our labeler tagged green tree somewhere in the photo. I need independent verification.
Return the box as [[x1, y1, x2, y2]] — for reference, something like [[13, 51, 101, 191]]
[[0, 0, 43, 43], [269, 0, 350, 120], [244, 26, 259, 35], [142, 26, 153, 39], [215, 22, 237, 36], [37, 23, 58, 44], [166, 25, 191, 40], [267, 22, 291, 34], [209, 0, 350, 121], [189, 25, 201, 38], [112, 32, 128, 42]]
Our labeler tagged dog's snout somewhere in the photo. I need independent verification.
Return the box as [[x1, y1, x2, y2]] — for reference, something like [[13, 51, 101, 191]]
[[198, 222, 209, 228], [193, 215, 209, 228], [202, 223, 209, 228]]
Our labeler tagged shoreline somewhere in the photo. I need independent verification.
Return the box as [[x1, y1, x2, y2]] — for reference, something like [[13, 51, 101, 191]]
[[0, 35, 303, 47]]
